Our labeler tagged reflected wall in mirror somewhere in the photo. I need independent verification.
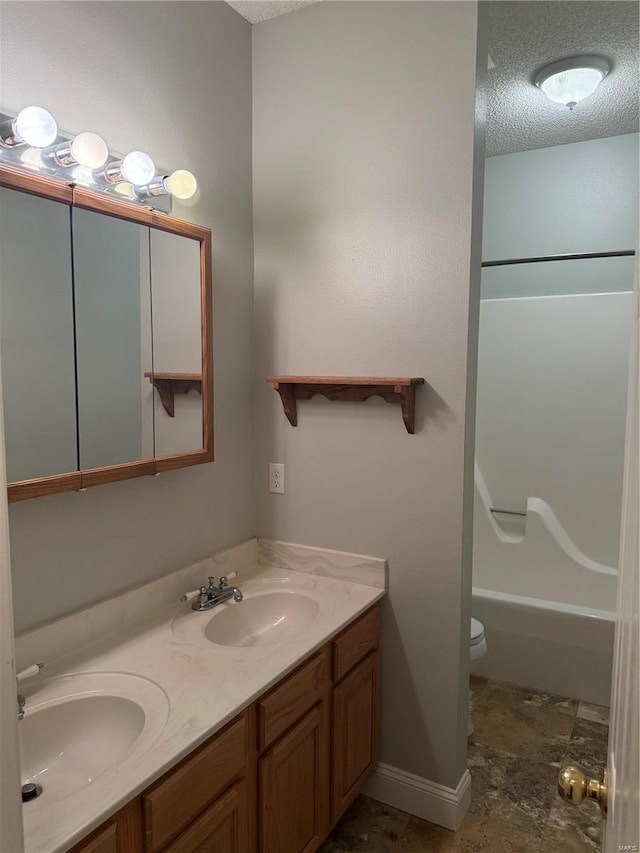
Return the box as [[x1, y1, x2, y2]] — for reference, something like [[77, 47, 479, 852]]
[[0, 165, 213, 501], [73, 208, 153, 470], [150, 229, 203, 457], [0, 187, 77, 482]]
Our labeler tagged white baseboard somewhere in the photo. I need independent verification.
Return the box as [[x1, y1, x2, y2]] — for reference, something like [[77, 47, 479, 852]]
[[363, 763, 471, 831]]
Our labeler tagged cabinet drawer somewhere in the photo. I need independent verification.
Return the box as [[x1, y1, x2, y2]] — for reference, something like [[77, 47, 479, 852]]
[[143, 712, 247, 852], [332, 605, 380, 683], [162, 780, 248, 853], [74, 824, 117, 853], [257, 648, 330, 752]]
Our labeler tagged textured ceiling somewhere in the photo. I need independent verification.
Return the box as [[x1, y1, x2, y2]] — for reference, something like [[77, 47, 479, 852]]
[[225, 0, 319, 24], [487, 1, 639, 156], [226, 1, 638, 154]]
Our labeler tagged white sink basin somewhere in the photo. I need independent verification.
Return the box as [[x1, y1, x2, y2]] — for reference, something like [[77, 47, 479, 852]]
[[20, 672, 169, 801], [172, 578, 333, 648], [205, 591, 320, 647]]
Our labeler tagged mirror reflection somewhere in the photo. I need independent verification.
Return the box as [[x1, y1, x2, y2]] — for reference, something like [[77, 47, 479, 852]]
[[150, 229, 203, 456], [72, 208, 153, 470], [0, 188, 77, 482]]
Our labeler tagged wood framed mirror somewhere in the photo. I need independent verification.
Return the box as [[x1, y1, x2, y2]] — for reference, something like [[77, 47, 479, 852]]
[[0, 163, 213, 501]]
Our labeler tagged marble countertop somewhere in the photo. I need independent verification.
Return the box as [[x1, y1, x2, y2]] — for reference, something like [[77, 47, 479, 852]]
[[17, 540, 386, 853]]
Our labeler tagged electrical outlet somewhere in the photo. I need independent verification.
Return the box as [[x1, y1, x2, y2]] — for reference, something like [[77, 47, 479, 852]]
[[269, 463, 285, 494]]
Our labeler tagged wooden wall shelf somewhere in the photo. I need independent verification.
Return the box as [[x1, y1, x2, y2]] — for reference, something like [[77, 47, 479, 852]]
[[265, 376, 425, 434], [145, 372, 202, 417]]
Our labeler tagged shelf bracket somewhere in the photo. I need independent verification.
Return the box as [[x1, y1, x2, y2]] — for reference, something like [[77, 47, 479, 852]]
[[266, 377, 425, 433], [145, 373, 202, 418]]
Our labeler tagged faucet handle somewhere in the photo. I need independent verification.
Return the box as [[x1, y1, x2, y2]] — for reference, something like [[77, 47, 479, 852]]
[[180, 589, 200, 604], [17, 663, 44, 682], [219, 571, 237, 589]]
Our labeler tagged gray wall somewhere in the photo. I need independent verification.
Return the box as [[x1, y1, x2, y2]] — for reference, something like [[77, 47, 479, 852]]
[[483, 133, 640, 261], [253, 1, 483, 789], [1, 1, 255, 632]]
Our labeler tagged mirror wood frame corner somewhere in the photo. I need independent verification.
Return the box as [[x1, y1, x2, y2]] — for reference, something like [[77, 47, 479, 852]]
[[0, 163, 214, 502]]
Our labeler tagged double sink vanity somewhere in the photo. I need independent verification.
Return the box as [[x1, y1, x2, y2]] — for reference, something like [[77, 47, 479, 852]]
[[15, 539, 386, 853]]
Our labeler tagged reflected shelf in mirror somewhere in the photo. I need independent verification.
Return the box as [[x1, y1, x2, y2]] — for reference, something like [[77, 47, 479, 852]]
[[144, 373, 203, 418]]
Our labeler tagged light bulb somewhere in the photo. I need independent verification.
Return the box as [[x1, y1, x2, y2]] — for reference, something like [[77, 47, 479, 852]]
[[164, 169, 198, 200], [15, 106, 58, 147], [70, 132, 108, 169], [121, 151, 155, 186], [114, 182, 135, 200]]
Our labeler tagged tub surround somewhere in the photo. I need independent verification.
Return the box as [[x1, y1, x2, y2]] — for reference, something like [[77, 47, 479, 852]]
[[15, 538, 386, 853], [472, 588, 614, 706]]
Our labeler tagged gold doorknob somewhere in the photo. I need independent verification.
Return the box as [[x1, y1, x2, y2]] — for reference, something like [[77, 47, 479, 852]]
[[558, 765, 608, 818]]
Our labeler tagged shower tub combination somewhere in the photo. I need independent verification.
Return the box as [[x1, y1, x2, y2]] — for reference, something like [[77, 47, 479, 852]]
[[471, 288, 633, 706], [472, 465, 616, 706]]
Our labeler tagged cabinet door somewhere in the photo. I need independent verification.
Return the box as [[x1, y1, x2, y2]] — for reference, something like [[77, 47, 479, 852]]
[[332, 650, 380, 823], [260, 703, 330, 853], [163, 781, 248, 853], [71, 800, 142, 853]]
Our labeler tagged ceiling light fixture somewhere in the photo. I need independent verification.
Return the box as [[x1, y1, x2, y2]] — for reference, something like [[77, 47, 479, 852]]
[[535, 56, 610, 111]]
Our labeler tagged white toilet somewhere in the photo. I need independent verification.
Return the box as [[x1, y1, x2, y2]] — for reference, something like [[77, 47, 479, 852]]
[[468, 617, 487, 736]]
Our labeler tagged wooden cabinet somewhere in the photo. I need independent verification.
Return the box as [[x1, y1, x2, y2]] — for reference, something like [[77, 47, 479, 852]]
[[332, 605, 379, 683], [72, 604, 380, 853], [162, 781, 248, 853], [71, 801, 143, 853], [143, 713, 248, 852], [260, 703, 330, 853], [257, 649, 330, 752], [332, 651, 380, 823]]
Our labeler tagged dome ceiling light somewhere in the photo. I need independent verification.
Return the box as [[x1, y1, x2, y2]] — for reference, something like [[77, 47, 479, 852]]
[[535, 56, 610, 110]]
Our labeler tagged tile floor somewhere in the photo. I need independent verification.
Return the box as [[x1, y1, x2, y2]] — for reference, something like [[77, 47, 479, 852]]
[[320, 676, 609, 853]]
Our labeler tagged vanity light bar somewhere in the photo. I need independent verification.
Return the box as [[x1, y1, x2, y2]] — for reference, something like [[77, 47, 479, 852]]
[[0, 105, 198, 206]]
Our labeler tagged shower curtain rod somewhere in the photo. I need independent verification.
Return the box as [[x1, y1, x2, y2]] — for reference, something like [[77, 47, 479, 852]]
[[482, 249, 636, 268]]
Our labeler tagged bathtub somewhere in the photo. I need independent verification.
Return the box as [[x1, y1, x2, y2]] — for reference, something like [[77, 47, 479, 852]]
[[471, 465, 617, 705], [471, 587, 615, 706]]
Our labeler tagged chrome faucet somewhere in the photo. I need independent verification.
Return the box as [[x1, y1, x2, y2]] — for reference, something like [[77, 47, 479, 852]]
[[16, 662, 44, 721], [190, 573, 243, 612]]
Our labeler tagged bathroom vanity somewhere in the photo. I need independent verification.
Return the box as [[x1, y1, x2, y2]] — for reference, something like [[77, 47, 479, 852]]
[[72, 605, 379, 853], [15, 539, 386, 853]]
